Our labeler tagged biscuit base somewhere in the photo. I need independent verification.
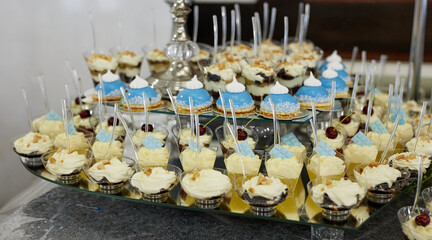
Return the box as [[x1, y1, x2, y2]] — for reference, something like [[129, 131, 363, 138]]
[[260, 109, 300, 120], [177, 105, 213, 114], [92, 95, 122, 102], [122, 101, 164, 112], [336, 92, 349, 98], [299, 102, 331, 110], [216, 106, 256, 116]]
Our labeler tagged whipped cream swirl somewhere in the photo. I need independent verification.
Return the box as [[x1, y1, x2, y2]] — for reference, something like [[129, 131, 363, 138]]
[[304, 72, 322, 87], [326, 50, 342, 62], [185, 75, 204, 89], [322, 68, 338, 79], [130, 75, 149, 89], [102, 70, 120, 82], [270, 81, 289, 94], [226, 76, 245, 93]]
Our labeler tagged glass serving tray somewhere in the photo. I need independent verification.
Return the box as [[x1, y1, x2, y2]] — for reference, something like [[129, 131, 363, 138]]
[[20, 155, 423, 232]]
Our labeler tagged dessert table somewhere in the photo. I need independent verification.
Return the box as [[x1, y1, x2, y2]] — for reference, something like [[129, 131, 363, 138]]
[[0, 185, 411, 239]]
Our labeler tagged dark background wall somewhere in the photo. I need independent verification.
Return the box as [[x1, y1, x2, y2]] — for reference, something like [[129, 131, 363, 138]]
[[187, 0, 432, 61]]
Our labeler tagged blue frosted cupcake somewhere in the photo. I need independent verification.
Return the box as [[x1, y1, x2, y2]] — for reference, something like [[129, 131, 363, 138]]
[[260, 81, 300, 119], [294, 73, 331, 110], [318, 50, 346, 72], [122, 75, 162, 111], [93, 71, 127, 102], [216, 77, 255, 115], [176, 75, 213, 114], [327, 61, 352, 88], [319, 68, 349, 98]]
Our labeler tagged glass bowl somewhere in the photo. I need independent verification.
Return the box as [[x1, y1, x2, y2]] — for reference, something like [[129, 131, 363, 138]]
[[398, 206, 432, 240], [136, 142, 171, 169], [109, 46, 143, 84], [422, 187, 432, 212], [84, 156, 136, 195], [307, 177, 366, 222], [41, 149, 92, 185], [305, 152, 346, 182], [235, 174, 292, 216], [354, 164, 410, 204], [180, 168, 232, 209], [215, 125, 259, 157], [82, 50, 117, 87], [132, 122, 169, 148], [11, 133, 55, 168], [130, 164, 181, 203], [171, 121, 214, 152], [307, 123, 348, 154]]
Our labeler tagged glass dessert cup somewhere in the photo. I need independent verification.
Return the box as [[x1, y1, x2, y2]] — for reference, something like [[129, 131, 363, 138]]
[[132, 122, 169, 148], [398, 206, 432, 240], [142, 45, 170, 77], [422, 187, 432, 212], [109, 46, 143, 84], [180, 168, 231, 209], [11, 134, 54, 168], [41, 149, 92, 185], [171, 122, 214, 152], [353, 164, 410, 205], [307, 123, 348, 154], [179, 146, 218, 172], [136, 142, 171, 169], [89, 137, 126, 163], [70, 100, 95, 116], [215, 125, 259, 158], [390, 152, 429, 185], [130, 164, 181, 203], [235, 175, 292, 217], [333, 113, 360, 139], [307, 177, 366, 222], [84, 157, 137, 195], [305, 152, 347, 183], [82, 50, 117, 87]]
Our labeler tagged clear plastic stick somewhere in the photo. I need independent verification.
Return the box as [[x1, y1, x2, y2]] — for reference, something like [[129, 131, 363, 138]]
[[21, 88, 33, 132], [64, 61, 82, 107], [263, 2, 269, 39], [295, 2, 304, 39], [38, 74, 49, 113], [230, 10, 235, 51], [329, 81, 336, 126], [360, 51, 366, 78], [412, 155, 424, 210], [268, 7, 276, 41], [65, 84, 72, 114], [364, 92, 374, 134], [283, 16, 289, 56], [194, 114, 200, 156], [97, 90, 104, 123], [379, 114, 401, 163], [414, 102, 428, 151], [407, 61, 414, 100], [349, 74, 359, 113], [108, 104, 118, 153], [189, 96, 194, 137], [385, 84, 394, 128], [378, 54, 388, 86], [252, 17, 258, 58], [303, 4, 310, 39], [193, 5, 199, 43], [89, 12, 96, 50], [349, 46, 358, 75], [229, 98, 238, 139], [221, 6, 227, 50], [120, 87, 135, 132], [61, 99, 70, 150], [166, 88, 182, 132], [142, 92, 149, 136], [212, 15, 218, 64], [254, 12, 262, 46], [116, 111, 140, 165], [234, 4, 241, 44], [269, 97, 279, 145], [298, 14, 305, 51]]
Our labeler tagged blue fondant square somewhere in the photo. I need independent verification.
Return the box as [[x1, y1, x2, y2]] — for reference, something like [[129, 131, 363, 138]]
[[281, 133, 302, 147], [313, 141, 336, 156], [96, 129, 112, 142], [45, 110, 62, 121], [391, 107, 407, 118], [188, 139, 202, 153], [235, 141, 255, 157], [352, 132, 373, 146], [142, 135, 163, 150], [391, 113, 405, 125], [67, 121, 76, 135], [270, 144, 294, 159], [374, 88, 382, 94], [370, 120, 388, 134]]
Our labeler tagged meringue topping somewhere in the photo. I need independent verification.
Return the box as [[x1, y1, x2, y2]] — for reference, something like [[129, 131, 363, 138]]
[[102, 70, 120, 82], [226, 76, 245, 93], [130, 75, 149, 89], [185, 75, 204, 89], [304, 72, 322, 87], [270, 81, 289, 94]]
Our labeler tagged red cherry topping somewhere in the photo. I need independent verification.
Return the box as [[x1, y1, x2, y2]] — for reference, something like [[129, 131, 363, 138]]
[[237, 129, 248, 141], [415, 213, 430, 227], [325, 127, 339, 139], [362, 106, 374, 115], [79, 110, 91, 119], [107, 117, 119, 126], [339, 115, 351, 124], [193, 125, 206, 136], [74, 96, 85, 105], [141, 124, 154, 132]]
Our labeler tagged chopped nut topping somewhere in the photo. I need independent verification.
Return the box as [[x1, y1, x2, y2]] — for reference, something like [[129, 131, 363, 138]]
[[118, 50, 136, 57], [27, 143, 30, 147], [49, 157, 56, 164], [368, 161, 383, 168], [144, 168, 153, 177], [248, 187, 255, 194], [88, 54, 113, 62], [33, 135, 42, 143], [60, 160, 64, 163], [191, 170, 200, 181], [257, 173, 272, 186], [97, 164, 105, 170], [68, 149, 75, 154]]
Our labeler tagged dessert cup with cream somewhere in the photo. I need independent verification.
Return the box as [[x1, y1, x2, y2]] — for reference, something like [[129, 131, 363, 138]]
[[84, 156, 136, 194], [180, 168, 232, 209], [308, 125, 347, 153], [171, 122, 213, 152], [398, 206, 432, 240], [83, 50, 118, 87], [203, 61, 236, 99], [130, 164, 181, 202], [354, 162, 409, 204], [179, 146, 218, 172], [307, 177, 366, 222], [215, 125, 259, 157], [342, 131, 379, 177], [306, 152, 346, 182], [143, 47, 170, 76], [12, 132, 54, 167], [109, 47, 143, 83], [54, 131, 90, 151], [132, 123, 168, 148], [241, 58, 276, 104], [389, 151, 430, 183], [73, 109, 99, 133], [42, 149, 92, 185], [236, 173, 291, 216], [34, 110, 65, 137], [406, 136, 432, 157]]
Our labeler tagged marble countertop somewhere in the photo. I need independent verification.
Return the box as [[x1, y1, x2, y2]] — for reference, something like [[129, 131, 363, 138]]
[[0, 186, 409, 240]]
